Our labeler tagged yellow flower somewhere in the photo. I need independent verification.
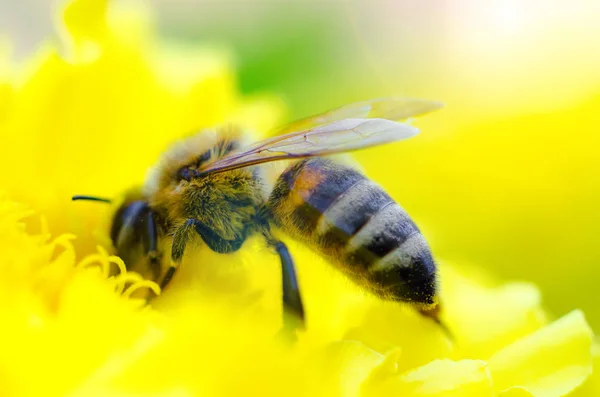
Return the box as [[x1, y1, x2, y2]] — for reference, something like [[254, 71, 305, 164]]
[[0, 0, 284, 256], [0, 1, 597, 396]]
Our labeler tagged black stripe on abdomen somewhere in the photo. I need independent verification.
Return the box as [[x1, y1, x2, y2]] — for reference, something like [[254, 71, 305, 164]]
[[318, 179, 393, 251], [344, 202, 420, 270], [289, 159, 364, 234], [362, 207, 418, 257]]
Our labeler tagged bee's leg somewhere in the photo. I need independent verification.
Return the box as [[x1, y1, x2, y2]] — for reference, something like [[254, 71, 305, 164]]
[[162, 218, 248, 291], [193, 222, 245, 253], [263, 234, 305, 334], [276, 241, 305, 330], [257, 207, 305, 334], [161, 218, 198, 291]]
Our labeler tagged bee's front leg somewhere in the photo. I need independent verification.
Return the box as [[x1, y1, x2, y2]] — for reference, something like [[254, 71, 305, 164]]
[[161, 218, 200, 291], [163, 219, 246, 292]]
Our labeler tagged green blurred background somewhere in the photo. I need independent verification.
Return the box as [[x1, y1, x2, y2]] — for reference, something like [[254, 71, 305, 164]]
[[2, 0, 600, 327]]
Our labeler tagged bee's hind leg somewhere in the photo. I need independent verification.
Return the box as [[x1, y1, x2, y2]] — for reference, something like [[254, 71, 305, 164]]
[[263, 233, 305, 336]]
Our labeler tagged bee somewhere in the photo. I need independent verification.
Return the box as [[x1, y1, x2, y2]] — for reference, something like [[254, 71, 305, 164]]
[[73, 98, 443, 330]]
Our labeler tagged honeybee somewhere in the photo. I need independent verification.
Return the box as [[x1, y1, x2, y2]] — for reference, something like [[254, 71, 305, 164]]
[[73, 98, 443, 330]]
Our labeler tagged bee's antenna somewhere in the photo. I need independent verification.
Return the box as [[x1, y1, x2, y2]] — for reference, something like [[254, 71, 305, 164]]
[[72, 195, 112, 203]]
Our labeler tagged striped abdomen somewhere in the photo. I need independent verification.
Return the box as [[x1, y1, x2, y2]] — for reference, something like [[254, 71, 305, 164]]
[[268, 158, 437, 305]]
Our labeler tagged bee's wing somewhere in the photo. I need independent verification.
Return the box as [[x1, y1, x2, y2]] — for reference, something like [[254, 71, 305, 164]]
[[271, 97, 443, 135], [198, 118, 421, 175]]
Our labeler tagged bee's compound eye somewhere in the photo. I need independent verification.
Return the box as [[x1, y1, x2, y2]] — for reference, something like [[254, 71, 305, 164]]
[[110, 201, 148, 244], [177, 167, 199, 182], [110, 206, 128, 244]]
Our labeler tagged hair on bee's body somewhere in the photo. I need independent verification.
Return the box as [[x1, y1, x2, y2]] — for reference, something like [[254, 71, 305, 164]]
[[100, 127, 270, 283], [268, 157, 436, 304], [73, 98, 445, 333]]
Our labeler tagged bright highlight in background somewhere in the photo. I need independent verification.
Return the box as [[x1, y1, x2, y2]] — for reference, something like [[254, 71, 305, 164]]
[[343, 0, 600, 329]]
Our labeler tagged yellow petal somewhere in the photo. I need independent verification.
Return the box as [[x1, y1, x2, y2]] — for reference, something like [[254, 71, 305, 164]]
[[308, 341, 385, 397], [0, 197, 156, 396], [1, 0, 284, 257], [61, 0, 108, 42], [106, 0, 153, 48], [570, 341, 600, 396], [440, 264, 547, 358], [499, 387, 535, 397], [364, 359, 494, 396], [488, 310, 593, 397], [69, 388, 192, 397], [344, 300, 453, 372], [59, 0, 109, 60], [152, 44, 238, 131]]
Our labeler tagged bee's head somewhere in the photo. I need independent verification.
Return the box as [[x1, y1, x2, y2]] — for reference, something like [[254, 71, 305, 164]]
[[109, 198, 147, 246], [144, 127, 246, 196], [72, 191, 160, 282]]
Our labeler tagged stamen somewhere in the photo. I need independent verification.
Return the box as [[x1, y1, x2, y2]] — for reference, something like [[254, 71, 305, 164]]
[[113, 272, 144, 295], [77, 253, 109, 277], [108, 255, 127, 278], [122, 280, 161, 299]]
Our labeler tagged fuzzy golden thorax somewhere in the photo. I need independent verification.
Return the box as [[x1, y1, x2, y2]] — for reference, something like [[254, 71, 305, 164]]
[[145, 128, 267, 242]]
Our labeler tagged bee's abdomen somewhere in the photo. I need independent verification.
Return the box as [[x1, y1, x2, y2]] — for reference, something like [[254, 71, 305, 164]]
[[269, 158, 429, 276], [320, 185, 421, 268], [270, 158, 436, 304]]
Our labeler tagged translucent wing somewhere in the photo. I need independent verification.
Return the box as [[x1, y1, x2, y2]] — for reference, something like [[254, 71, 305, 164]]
[[199, 118, 421, 175], [272, 97, 443, 135]]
